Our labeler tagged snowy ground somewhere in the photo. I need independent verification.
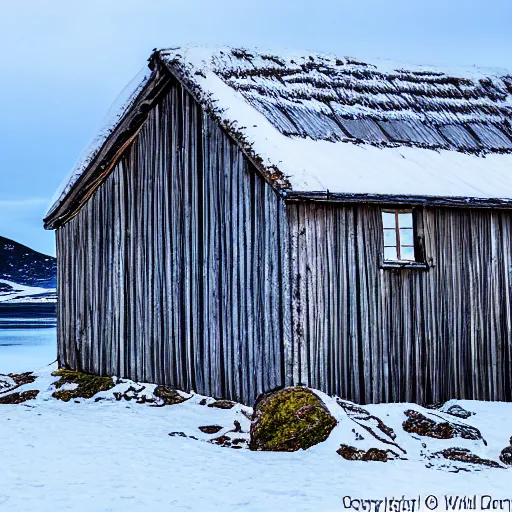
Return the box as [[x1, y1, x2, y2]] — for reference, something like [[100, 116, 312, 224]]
[[0, 279, 56, 303], [1, 364, 511, 512]]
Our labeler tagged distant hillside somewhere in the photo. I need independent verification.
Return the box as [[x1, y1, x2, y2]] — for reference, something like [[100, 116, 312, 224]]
[[0, 236, 56, 303], [0, 236, 56, 288]]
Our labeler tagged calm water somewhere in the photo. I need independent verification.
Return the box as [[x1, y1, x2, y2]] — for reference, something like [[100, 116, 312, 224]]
[[0, 304, 57, 374]]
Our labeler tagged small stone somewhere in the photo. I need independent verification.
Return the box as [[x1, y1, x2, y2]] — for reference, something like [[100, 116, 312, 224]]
[[154, 386, 189, 406], [337, 444, 389, 462], [437, 448, 502, 468], [198, 425, 223, 434], [499, 439, 512, 466], [210, 435, 231, 447], [362, 448, 388, 462], [208, 400, 236, 410], [199, 399, 207, 406], [445, 405, 473, 419], [169, 431, 187, 438], [425, 402, 445, 410], [337, 444, 365, 460]]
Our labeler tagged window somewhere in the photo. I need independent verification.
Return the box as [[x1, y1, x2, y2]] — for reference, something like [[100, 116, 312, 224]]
[[382, 210, 416, 262]]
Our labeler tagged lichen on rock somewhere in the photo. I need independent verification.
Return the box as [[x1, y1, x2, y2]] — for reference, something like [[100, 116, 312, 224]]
[[249, 387, 337, 452], [51, 369, 114, 401]]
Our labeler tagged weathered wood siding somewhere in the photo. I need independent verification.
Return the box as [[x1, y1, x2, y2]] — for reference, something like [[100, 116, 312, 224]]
[[56, 83, 289, 404], [55, 81, 512, 406], [287, 203, 512, 404]]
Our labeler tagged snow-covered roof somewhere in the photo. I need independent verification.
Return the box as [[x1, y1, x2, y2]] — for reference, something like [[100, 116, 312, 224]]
[[47, 46, 512, 223], [158, 46, 512, 200]]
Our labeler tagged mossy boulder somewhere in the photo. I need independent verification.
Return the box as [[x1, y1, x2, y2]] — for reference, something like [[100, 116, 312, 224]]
[[52, 369, 114, 401], [249, 387, 337, 452]]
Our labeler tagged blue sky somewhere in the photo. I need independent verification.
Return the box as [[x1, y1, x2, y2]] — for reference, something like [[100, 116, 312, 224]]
[[0, 0, 511, 256]]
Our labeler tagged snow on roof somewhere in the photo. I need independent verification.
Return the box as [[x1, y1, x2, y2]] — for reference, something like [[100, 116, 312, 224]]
[[158, 46, 512, 200], [48, 46, 512, 217]]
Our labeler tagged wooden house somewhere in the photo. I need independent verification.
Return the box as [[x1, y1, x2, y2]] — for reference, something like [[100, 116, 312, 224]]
[[44, 47, 512, 405]]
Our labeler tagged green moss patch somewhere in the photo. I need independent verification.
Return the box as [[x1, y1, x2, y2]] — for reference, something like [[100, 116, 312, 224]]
[[51, 369, 114, 402], [249, 387, 337, 452]]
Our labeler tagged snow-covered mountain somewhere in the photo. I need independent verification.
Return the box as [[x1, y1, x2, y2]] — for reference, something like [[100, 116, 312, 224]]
[[0, 236, 56, 303]]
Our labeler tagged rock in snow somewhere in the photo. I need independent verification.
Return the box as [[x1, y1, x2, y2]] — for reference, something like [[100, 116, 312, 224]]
[[402, 409, 484, 441], [500, 438, 512, 466], [249, 387, 337, 452], [337, 444, 390, 462]]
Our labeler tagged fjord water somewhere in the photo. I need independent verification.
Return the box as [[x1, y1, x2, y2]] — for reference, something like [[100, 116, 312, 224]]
[[0, 304, 56, 374]]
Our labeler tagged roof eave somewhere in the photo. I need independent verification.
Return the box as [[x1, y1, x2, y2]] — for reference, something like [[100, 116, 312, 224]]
[[285, 190, 512, 209], [44, 62, 173, 230]]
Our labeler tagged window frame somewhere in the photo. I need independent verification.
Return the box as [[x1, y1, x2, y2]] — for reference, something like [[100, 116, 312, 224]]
[[380, 207, 428, 270]]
